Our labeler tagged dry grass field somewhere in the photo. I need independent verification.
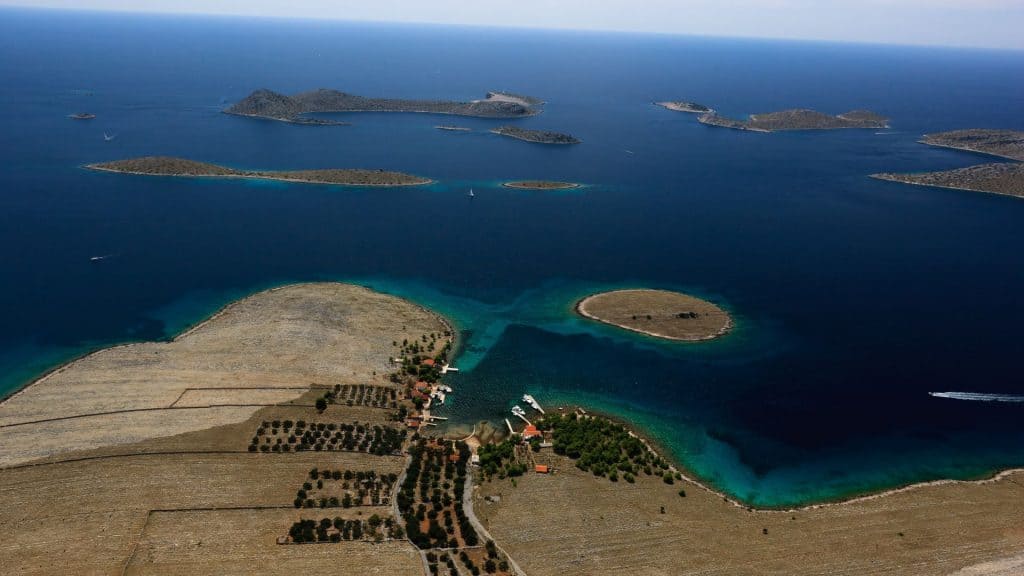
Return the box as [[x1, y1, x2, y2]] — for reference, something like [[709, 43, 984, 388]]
[[0, 283, 446, 466], [475, 451, 1024, 576], [576, 289, 731, 341], [0, 283, 444, 575], [125, 509, 420, 576]]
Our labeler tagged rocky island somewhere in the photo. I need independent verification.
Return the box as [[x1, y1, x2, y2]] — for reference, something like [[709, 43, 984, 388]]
[[491, 126, 581, 145], [576, 288, 731, 341], [919, 129, 1024, 161], [655, 101, 714, 114], [699, 109, 889, 132], [225, 88, 543, 124], [502, 180, 582, 190], [86, 156, 432, 187]]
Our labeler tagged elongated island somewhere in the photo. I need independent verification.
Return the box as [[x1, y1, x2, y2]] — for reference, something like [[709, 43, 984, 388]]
[[502, 180, 582, 190], [225, 88, 543, 124], [698, 108, 889, 132], [86, 156, 432, 187], [491, 126, 581, 144], [655, 101, 714, 114], [871, 129, 1024, 199], [576, 288, 731, 341]]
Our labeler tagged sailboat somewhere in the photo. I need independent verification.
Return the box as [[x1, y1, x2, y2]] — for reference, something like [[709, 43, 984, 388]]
[[468, 188, 475, 198], [103, 133, 117, 142]]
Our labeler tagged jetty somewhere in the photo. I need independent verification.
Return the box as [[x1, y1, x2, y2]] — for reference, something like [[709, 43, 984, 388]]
[[522, 394, 545, 414], [441, 363, 460, 374], [511, 405, 531, 425]]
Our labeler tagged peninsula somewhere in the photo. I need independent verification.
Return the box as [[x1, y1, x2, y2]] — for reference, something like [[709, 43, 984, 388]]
[[3, 283, 1024, 575], [698, 109, 889, 132], [86, 156, 432, 187], [576, 288, 731, 341], [491, 126, 581, 145], [871, 129, 1024, 199], [476, 410, 1024, 576], [225, 88, 543, 124], [502, 180, 582, 190], [872, 162, 1024, 199], [919, 129, 1024, 161], [655, 101, 714, 114]]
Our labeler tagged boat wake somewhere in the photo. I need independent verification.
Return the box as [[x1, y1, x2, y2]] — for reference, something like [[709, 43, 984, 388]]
[[929, 391, 1024, 402]]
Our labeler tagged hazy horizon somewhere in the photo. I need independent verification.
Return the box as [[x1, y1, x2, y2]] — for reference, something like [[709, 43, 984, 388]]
[[2, 0, 1023, 51]]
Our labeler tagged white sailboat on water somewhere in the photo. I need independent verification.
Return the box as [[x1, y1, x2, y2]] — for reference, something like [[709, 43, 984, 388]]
[[468, 188, 475, 198]]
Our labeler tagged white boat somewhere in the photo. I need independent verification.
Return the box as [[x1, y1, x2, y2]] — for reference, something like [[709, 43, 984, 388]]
[[468, 188, 475, 198], [436, 384, 453, 393], [510, 405, 526, 417], [522, 394, 545, 414], [103, 132, 117, 141], [89, 254, 113, 262]]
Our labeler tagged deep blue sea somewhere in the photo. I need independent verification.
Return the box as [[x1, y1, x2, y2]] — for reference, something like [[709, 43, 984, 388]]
[[2, 8, 1023, 507]]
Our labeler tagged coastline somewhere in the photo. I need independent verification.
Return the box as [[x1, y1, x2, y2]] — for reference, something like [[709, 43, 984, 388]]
[[4, 280, 1024, 513], [84, 164, 434, 187], [0, 284, 293, 409], [575, 404, 1024, 513], [574, 289, 733, 342], [917, 139, 1024, 162], [0, 281, 453, 412], [869, 173, 1024, 201]]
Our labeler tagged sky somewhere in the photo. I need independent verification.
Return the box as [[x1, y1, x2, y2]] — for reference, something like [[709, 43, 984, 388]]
[[2, 0, 1023, 50]]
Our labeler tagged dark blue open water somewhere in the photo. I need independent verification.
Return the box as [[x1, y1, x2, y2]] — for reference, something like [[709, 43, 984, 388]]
[[2, 8, 1023, 507]]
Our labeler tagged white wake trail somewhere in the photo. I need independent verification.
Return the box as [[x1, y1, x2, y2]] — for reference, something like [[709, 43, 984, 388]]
[[929, 392, 1024, 402]]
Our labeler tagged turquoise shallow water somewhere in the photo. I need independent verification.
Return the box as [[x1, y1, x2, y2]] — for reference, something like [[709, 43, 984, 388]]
[[2, 9, 1024, 507]]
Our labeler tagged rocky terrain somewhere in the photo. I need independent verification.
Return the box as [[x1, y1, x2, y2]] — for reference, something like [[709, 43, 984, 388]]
[[920, 129, 1024, 161], [872, 162, 1024, 199], [699, 108, 888, 132]]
